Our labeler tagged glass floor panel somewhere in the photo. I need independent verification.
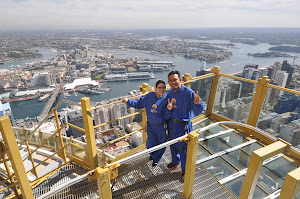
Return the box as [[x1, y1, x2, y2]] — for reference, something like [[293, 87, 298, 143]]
[[241, 142, 263, 155], [193, 124, 212, 138], [223, 176, 268, 199], [196, 118, 228, 134], [258, 166, 284, 193], [201, 157, 238, 180], [197, 144, 212, 160], [265, 156, 298, 178], [201, 137, 231, 153], [223, 149, 251, 170], [257, 157, 298, 194], [219, 132, 249, 147]]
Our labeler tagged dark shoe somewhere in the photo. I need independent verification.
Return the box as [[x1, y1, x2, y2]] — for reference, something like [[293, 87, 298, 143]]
[[167, 162, 179, 170], [152, 162, 158, 167], [149, 156, 153, 161], [179, 173, 185, 182]]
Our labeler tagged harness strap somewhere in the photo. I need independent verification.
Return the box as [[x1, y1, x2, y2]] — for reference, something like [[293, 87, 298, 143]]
[[172, 119, 192, 125]]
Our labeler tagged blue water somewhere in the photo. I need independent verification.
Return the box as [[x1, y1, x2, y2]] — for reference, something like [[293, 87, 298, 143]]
[[8, 42, 300, 119], [0, 48, 57, 70]]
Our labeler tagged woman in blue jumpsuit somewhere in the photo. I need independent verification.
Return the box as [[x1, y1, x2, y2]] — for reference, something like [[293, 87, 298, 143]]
[[122, 80, 168, 166]]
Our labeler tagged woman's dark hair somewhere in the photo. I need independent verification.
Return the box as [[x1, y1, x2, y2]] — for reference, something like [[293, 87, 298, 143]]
[[155, 79, 166, 88], [168, 70, 181, 78]]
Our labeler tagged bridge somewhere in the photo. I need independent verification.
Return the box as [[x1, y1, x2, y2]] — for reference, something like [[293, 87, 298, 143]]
[[39, 86, 60, 118]]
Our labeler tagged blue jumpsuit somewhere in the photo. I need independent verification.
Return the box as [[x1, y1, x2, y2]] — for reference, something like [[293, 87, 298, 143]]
[[127, 92, 168, 163], [166, 85, 205, 174]]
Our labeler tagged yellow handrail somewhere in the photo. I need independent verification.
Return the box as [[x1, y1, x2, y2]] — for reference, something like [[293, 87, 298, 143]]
[[89, 93, 148, 111], [65, 122, 85, 132], [183, 73, 215, 84], [26, 145, 71, 175], [267, 84, 300, 95], [220, 73, 259, 84], [98, 128, 143, 148], [0, 182, 18, 192], [21, 128, 61, 162], [93, 110, 143, 129], [69, 142, 88, 152]]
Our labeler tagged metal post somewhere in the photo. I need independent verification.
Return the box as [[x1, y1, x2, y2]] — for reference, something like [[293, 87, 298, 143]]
[[246, 76, 269, 126], [54, 109, 67, 162], [39, 129, 43, 145], [206, 66, 221, 115], [24, 127, 39, 178], [81, 97, 98, 169], [0, 141, 19, 197], [142, 109, 147, 144], [183, 131, 199, 199], [139, 83, 152, 144], [279, 167, 300, 199], [0, 116, 34, 198], [25, 141, 38, 179], [70, 136, 75, 156], [182, 73, 192, 88], [89, 167, 112, 199], [240, 141, 287, 199]]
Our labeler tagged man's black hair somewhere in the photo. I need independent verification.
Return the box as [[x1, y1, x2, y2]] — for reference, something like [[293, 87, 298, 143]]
[[168, 70, 181, 79], [155, 79, 166, 88]]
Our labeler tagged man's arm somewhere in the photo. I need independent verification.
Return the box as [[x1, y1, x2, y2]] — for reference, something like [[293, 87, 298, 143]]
[[191, 91, 205, 116]]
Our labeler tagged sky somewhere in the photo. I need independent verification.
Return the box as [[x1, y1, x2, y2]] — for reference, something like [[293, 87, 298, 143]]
[[1, 0, 300, 30]]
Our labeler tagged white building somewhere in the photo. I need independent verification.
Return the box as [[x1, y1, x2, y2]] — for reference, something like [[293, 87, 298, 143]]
[[64, 78, 99, 90], [0, 101, 15, 126], [274, 70, 289, 96]]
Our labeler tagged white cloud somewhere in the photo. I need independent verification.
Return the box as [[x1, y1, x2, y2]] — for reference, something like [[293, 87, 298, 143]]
[[1, 0, 300, 29]]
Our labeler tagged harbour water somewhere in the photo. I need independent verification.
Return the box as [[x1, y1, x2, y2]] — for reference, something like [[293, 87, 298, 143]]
[[0, 48, 57, 70], [6, 41, 300, 119]]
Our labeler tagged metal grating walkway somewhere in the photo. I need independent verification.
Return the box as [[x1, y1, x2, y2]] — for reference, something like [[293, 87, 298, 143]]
[[32, 161, 98, 199], [112, 148, 234, 199]]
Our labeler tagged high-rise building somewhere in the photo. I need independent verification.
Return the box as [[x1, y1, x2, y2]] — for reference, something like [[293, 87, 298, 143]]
[[94, 107, 110, 132], [274, 70, 289, 96], [0, 101, 15, 126], [281, 60, 294, 85]]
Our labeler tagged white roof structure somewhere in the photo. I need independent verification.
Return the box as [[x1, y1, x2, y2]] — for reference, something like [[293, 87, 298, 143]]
[[64, 78, 99, 90]]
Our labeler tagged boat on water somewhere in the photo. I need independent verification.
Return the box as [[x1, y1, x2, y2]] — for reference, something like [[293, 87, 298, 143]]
[[64, 92, 71, 98], [128, 90, 139, 95], [100, 87, 111, 92], [38, 94, 50, 101], [78, 89, 105, 95]]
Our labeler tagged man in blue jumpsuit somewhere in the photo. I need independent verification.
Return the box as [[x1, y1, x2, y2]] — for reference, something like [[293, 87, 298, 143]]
[[122, 80, 168, 167], [166, 70, 205, 182]]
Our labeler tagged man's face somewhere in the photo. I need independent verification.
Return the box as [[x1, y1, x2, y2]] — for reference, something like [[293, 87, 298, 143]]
[[168, 74, 181, 91]]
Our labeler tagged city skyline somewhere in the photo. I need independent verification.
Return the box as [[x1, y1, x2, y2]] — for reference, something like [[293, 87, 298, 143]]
[[2, 0, 300, 30]]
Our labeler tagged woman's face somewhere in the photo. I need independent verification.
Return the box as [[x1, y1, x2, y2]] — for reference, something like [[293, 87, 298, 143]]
[[155, 83, 166, 98]]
